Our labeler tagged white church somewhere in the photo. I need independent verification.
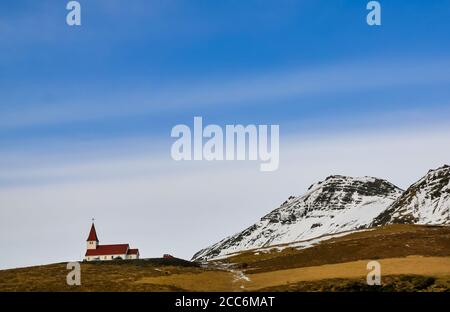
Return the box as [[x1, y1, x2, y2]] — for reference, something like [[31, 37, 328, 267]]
[[84, 222, 140, 261]]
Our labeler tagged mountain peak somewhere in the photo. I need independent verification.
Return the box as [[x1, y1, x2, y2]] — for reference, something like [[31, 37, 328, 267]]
[[304, 175, 402, 203], [193, 175, 402, 261], [372, 165, 450, 226], [307, 175, 398, 193], [426, 164, 450, 175], [193, 167, 450, 261]]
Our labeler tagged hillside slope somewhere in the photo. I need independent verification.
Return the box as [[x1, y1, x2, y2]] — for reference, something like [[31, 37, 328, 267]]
[[1, 225, 449, 292]]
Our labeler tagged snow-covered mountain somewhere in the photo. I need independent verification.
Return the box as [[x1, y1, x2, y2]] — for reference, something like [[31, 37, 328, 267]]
[[372, 165, 450, 226], [193, 175, 403, 261], [193, 166, 450, 261]]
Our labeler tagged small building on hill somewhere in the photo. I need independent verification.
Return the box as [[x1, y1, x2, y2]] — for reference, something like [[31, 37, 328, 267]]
[[84, 222, 140, 261]]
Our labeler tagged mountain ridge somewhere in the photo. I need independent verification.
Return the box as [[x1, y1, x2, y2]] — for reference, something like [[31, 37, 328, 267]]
[[372, 165, 450, 226], [193, 175, 403, 261], [193, 166, 450, 261]]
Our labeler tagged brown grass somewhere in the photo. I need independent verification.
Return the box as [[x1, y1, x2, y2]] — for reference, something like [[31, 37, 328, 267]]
[[226, 224, 450, 273], [135, 271, 237, 292], [258, 275, 450, 292], [1, 225, 449, 292], [243, 256, 450, 291], [0, 261, 208, 291]]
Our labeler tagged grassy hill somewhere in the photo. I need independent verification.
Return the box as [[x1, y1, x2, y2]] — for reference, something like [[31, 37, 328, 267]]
[[1, 225, 449, 292]]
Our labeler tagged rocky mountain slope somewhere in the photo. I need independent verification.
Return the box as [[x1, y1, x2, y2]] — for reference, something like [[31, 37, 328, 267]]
[[193, 176, 403, 261], [373, 165, 450, 226], [193, 165, 450, 261]]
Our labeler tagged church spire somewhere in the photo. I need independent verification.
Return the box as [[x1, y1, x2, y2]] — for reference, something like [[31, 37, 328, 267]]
[[86, 221, 99, 242]]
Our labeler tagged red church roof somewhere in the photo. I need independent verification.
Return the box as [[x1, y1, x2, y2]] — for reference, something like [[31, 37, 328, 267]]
[[86, 223, 99, 242], [85, 244, 130, 256], [127, 249, 139, 255]]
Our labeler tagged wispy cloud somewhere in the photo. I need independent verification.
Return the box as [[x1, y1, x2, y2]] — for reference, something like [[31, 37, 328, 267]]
[[1, 59, 450, 129]]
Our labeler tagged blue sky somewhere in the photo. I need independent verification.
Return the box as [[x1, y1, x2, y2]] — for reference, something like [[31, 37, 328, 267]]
[[1, 1, 450, 269], [1, 0, 450, 143]]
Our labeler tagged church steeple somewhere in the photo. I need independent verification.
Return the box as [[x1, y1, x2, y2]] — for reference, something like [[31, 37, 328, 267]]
[[86, 221, 99, 250]]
